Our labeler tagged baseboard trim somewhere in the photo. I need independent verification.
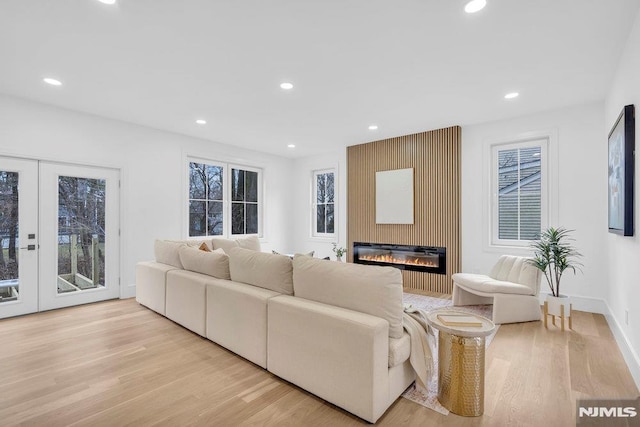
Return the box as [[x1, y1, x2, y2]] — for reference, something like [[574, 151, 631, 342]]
[[121, 284, 136, 299], [537, 293, 640, 390], [603, 300, 640, 391]]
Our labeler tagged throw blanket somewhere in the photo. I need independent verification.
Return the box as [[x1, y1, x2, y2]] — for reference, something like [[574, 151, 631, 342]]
[[402, 303, 436, 389]]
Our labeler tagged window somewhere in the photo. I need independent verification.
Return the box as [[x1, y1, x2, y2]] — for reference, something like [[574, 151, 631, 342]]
[[491, 139, 547, 245], [188, 160, 261, 237], [313, 170, 335, 236], [231, 168, 259, 235]]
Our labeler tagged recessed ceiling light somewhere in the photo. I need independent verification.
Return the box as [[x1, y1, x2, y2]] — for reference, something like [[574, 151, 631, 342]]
[[195, 119, 207, 125], [287, 144, 296, 148], [280, 82, 294, 90], [97, 0, 117, 4], [368, 125, 378, 130], [43, 77, 62, 86], [504, 92, 519, 99], [464, 0, 486, 13]]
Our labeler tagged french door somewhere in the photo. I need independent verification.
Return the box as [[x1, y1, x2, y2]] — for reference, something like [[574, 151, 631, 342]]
[[0, 157, 120, 319]]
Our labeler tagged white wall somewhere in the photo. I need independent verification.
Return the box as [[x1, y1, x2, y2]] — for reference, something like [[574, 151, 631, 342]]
[[290, 149, 347, 259], [0, 95, 293, 298], [605, 7, 640, 384], [461, 102, 608, 309]]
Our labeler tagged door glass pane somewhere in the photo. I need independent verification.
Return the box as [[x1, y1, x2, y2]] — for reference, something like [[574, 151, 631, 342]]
[[0, 171, 19, 303], [57, 176, 106, 293]]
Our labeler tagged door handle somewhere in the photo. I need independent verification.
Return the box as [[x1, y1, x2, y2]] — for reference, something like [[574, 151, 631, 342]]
[[19, 245, 37, 251]]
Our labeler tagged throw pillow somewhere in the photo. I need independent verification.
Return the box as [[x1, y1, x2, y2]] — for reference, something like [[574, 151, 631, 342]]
[[178, 246, 231, 280], [199, 242, 212, 252]]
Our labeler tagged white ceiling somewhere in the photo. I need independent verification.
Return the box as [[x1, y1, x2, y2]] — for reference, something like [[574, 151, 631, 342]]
[[1, 0, 639, 158]]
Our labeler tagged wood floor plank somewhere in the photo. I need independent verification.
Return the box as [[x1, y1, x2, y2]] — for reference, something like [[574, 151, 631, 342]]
[[0, 296, 637, 426]]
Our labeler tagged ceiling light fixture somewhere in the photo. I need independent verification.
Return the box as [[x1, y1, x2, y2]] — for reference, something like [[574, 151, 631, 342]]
[[464, 0, 486, 13], [280, 82, 294, 90], [287, 144, 296, 148], [43, 77, 62, 86], [368, 125, 378, 130], [195, 119, 207, 125], [504, 92, 519, 99], [97, 0, 117, 4]]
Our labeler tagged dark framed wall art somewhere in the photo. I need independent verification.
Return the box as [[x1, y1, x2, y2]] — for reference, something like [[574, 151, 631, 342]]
[[608, 104, 635, 236]]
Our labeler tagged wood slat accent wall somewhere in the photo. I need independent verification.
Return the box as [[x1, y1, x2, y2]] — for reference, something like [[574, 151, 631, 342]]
[[347, 126, 461, 294]]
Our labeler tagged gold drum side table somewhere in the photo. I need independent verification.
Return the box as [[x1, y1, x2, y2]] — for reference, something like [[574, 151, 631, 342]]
[[426, 309, 495, 417]]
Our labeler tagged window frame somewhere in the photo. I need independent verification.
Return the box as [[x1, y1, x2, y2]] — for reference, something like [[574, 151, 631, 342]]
[[228, 163, 263, 237], [490, 138, 549, 248], [311, 168, 336, 238], [186, 157, 263, 239]]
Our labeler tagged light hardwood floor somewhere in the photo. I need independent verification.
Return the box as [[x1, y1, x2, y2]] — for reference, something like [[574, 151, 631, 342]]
[[0, 296, 637, 426]]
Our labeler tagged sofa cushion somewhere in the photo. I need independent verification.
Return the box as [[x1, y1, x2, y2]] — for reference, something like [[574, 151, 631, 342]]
[[135, 261, 178, 315], [292, 255, 404, 339], [206, 278, 280, 368], [236, 235, 261, 251], [165, 270, 208, 336], [178, 246, 231, 280], [154, 240, 185, 268], [211, 237, 239, 253], [452, 273, 534, 295], [228, 247, 293, 295], [388, 332, 411, 368], [211, 235, 261, 252]]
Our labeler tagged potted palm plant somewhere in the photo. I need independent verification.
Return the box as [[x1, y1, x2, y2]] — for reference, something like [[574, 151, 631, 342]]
[[529, 227, 582, 321]]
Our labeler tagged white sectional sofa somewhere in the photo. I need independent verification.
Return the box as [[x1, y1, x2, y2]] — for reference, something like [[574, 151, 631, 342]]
[[135, 237, 415, 423]]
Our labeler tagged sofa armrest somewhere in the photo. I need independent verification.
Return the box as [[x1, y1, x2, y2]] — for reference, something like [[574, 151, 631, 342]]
[[267, 295, 390, 423], [135, 261, 178, 315]]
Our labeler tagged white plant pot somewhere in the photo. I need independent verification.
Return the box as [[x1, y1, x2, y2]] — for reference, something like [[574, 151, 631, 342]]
[[546, 294, 571, 318]]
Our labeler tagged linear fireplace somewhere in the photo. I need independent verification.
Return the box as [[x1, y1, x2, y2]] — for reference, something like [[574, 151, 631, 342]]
[[353, 242, 446, 274]]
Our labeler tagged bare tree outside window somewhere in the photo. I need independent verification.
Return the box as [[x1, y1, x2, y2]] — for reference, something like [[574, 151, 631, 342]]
[[189, 162, 224, 236], [314, 171, 335, 235], [231, 168, 258, 235], [57, 176, 106, 293], [0, 171, 19, 302], [188, 161, 261, 237]]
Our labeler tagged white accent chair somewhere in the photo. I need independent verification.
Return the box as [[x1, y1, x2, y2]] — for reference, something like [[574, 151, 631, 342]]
[[452, 255, 542, 324]]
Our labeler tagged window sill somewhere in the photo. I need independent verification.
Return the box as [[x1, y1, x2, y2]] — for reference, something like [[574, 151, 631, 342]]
[[308, 236, 337, 243], [484, 243, 533, 256]]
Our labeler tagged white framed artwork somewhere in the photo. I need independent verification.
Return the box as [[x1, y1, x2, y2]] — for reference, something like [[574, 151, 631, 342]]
[[375, 168, 414, 224]]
